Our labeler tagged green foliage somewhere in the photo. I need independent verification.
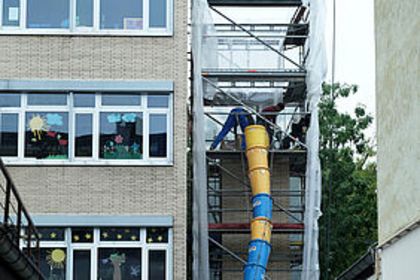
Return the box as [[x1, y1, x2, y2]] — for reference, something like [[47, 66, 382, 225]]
[[319, 83, 377, 279]]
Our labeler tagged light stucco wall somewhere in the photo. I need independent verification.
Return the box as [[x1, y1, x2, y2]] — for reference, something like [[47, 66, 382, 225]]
[[379, 226, 420, 280], [0, 0, 189, 279], [375, 0, 420, 245]]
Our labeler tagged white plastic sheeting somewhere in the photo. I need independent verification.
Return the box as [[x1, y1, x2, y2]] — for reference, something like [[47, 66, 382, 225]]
[[301, 0, 327, 279], [192, 0, 214, 279]]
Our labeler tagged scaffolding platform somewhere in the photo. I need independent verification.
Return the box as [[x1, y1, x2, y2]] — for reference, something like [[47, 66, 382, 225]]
[[202, 69, 306, 82], [207, 0, 302, 7]]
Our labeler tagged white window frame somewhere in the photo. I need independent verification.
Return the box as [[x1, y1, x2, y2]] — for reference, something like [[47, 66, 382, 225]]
[[0, 92, 173, 166], [23, 227, 173, 280], [0, 0, 173, 36]]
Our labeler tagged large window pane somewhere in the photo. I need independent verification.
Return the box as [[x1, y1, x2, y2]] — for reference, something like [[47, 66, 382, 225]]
[[40, 248, 66, 280], [149, 114, 167, 158], [149, 0, 167, 28], [74, 93, 95, 107], [74, 250, 91, 280], [76, 0, 93, 27], [148, 251, 166, 280], [0, 93, 20, 107], [98, 248, 141, 280], [0, 114, 18, 156], [100, 112, 143, 159], [25, 112, 69, 159], [27, 0, 69, 29], [147, 95, 169, 108], [2, 0, 20, 27], [102, 94, 141, 106], [100, 0, 143, 30], [27, 93, 67, 106], [75, 114, 93, 157]]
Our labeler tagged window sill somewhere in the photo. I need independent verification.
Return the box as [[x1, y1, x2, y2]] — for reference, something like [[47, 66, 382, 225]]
[[0, 29, 173, 37], [2, 158, 174, 167]]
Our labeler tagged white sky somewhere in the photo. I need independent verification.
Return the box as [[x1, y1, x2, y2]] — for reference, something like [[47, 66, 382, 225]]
[[216, 0, 377, 138], [325, 0, 376, 137]]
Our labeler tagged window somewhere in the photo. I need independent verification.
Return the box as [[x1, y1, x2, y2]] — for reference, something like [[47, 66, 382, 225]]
[[2, 0, 20, 27], [100, 0, 143, 30], [27, 0, 69, 29], [24, 227, 171, 279], [0, 0, 172, 35], [0, 92, 172, 165], [76, 0, 93, 28], [0, 114, 18, 156]]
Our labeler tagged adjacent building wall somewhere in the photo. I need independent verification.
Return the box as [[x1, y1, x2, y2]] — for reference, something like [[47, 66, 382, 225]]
[[375, 0, 420, 245], [375, 0, 420, 278], [0, 0, 189, 279]]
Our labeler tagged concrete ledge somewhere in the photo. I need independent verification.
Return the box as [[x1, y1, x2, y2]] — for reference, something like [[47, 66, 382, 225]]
[[0, 79, 173, 92], [31, 215, 173, 227]]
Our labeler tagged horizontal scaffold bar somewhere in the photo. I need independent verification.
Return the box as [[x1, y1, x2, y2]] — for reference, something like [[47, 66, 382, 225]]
[[202, 68, 306, 82], [209, 223, 304, 233]]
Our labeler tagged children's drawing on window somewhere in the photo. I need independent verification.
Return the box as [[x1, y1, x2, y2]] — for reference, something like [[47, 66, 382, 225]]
[[25, 112, 69, 159], [100, 112, 143, 159]]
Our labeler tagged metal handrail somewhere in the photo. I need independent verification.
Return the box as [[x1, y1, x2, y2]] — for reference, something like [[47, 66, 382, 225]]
[[0, 157, 41, 270]]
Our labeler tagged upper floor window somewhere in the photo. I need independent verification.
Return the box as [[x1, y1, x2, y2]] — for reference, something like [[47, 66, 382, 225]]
[[0, 92, 173, 165], [0, 0, 172, 35]]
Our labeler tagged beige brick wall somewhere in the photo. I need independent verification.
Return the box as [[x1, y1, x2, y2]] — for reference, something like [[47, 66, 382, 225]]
[[375, 0, 420, 245], [219, 157, 293, 279], [0, 0, 189, 279]]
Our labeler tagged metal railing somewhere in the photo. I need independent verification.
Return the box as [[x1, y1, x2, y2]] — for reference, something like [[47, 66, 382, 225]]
[[0, 157, 41, 268]]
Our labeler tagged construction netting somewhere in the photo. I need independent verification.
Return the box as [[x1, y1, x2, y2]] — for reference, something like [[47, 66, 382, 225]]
[[301, 0, 327, 279], [192, 0, 327, 279]]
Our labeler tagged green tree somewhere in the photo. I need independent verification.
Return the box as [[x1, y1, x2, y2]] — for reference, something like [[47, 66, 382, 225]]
[[319, 83, 377, 279]]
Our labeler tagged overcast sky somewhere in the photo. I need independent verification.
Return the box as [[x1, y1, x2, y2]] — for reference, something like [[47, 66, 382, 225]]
[[325, 0, 376, 137]]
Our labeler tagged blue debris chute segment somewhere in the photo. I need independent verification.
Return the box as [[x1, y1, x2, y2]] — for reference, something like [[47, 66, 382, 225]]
[[244, 125, 273, 280]]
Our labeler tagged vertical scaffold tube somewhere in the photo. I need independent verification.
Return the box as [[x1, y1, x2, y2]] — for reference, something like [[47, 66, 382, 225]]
[[244, 125, 273, 280]]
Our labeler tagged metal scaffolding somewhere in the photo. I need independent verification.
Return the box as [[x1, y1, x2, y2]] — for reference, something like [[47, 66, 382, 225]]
[[192, 0, 326, 279]]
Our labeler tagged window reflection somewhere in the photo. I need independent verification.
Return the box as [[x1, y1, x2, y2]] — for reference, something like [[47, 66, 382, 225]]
[[76, 0, 93, 27], [75, 114, 93, 157], [2, 0, 20, 27], [149, 114, 167, 158], [0, 93, 20, 107], [149, 0, 166, 28], [74, 250, 91, 280], [0, 114, 18, 156], [27, 93, 67, 106], [100, 0, 143, 30], [148, 251, 166, 280], [27, 0, 69, 28], [102, 94, 141, 106]]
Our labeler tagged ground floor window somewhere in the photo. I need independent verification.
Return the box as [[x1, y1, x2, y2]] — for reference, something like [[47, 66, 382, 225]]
[[0, 92, 172, 165], [24, 227, 171, 279]]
